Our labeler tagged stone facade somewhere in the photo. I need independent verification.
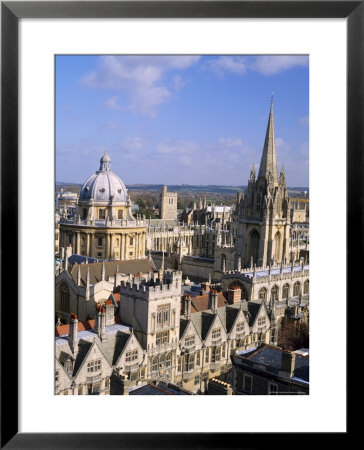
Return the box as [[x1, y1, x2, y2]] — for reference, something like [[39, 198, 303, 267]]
[[159, 185, 178, 220]]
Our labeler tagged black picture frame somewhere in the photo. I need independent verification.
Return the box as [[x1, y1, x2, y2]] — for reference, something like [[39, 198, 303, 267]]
[[1, 1, 356, 448]]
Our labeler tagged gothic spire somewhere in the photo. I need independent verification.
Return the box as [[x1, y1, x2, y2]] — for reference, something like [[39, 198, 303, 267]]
[[258, 100, 278, 186]]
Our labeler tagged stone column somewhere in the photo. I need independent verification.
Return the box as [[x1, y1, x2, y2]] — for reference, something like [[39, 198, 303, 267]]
[[86, 233, 90, 256], [105, 233, 109, 260]]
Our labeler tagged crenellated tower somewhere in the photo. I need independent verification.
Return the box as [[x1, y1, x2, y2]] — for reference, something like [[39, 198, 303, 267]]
[[237, 100, 291, 268]]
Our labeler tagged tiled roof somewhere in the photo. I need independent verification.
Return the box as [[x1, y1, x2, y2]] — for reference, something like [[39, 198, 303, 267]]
[[56, 319, 96, 337], [189, 292, 230, 313]]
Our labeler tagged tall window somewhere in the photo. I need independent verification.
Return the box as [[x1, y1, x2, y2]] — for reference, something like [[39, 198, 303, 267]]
[[282, 283, 290, 299], [82, 208, 87, 219], [211, 329, 221, 340], [236, 322, 245, 335], [97, 237, 103, 247], [60, 283, 70, 313], [205, 348, 209, 363], [184, 354, 194, 372], [196, 351, 200, 366], [211, 347, 221, 363], [293, 282, 301, 297], [256, 193, 261, 210], [129, 237, 134, 246], [152, 357, 158, 372], [274, 231, 281, 262], [118, 210, 123, 219], [304, 279, 309, 295], [98, 209, 106, 219], [249, 230, 260, 265], [258, 288, 267, 302], [271, 285, 279, 301], [156, 331, 169, 346], [165, 353, 172, 368], [156, 305, 170, 328]]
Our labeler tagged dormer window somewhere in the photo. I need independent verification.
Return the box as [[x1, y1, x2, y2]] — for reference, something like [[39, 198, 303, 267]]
[[99, 188, 105, 193], [65, 359, 73, 376], [211, 328, 221, 340]]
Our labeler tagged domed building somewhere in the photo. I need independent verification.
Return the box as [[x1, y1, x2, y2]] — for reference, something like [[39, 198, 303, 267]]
[[59, 151, 147, 260]]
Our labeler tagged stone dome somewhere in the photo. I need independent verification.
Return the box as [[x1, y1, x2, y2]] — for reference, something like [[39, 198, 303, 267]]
[[78, 150, 128, 205]]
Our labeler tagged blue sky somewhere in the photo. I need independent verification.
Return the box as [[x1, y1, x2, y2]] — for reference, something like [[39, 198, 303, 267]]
[[56, 55, 309, 186]]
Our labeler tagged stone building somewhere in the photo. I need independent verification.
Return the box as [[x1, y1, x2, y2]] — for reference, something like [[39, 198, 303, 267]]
[[59, 151, 147, 261], [55, 269, 276, 394], [159, 185, 178, 220], [232, 101, 291, 269], [231, 344, 309, 395], [55, 257, 155, 322]]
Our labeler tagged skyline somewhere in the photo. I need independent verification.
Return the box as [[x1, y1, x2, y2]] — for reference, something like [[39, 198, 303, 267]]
[[56, 55, 309, 186]]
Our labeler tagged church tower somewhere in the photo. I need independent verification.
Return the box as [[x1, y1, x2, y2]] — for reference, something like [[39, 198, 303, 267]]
[[237, 100, 291, 268]]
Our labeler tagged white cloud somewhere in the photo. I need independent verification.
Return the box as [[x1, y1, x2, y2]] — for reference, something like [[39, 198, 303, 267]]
[[219, 137, 243, 147], [251, 55, 309, 75], [207, 56, 247, 77], [82, 55, 200, 117], [103, 96, 121, 110], [276, 137, 290, 151], [205, 55, 308, 77], [299, 116, 309, 126]]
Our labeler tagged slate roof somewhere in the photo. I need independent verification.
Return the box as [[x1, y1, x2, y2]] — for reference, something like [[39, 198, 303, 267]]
[[69, 259, 154, 286], [183, 298, 263, 339], [246, 345, 309, 382], [129, 383, 190, 395], [55, 323, 134, 376]]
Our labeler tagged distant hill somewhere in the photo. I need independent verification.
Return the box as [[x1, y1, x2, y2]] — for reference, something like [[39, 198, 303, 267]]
[[56, 182, 308, 196]]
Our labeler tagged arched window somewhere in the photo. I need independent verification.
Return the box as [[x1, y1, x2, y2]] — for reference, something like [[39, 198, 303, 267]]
[[165, 353, 172, 368], [152, 357, 158, 373], [65, 358, 73, 376], [271, 285, 279, 301], [274, 231, 281, 262], [258, 288, 267, 302], [304, 279, 309, 295], [249, 230, 260, 265], [293, 281, 301, 297], [282, 283, 290, 299], [60, 283, 70, 313]]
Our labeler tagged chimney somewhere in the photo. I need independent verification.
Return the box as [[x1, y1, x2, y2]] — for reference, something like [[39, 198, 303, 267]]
[[281, 350, 296, 378], [209, 290, 218, 313], [201, 281, 210, 295], [94, 305, 106, 340], [228, 286, 241, 304], [182, 294, 191, 319], [105, 299, 115, 326], [68, 313, 78, 355]]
